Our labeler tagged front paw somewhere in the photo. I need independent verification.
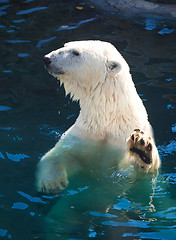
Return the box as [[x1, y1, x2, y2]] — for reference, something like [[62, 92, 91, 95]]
[[127, 129, 155, 171], [36, 160, 69, 194]]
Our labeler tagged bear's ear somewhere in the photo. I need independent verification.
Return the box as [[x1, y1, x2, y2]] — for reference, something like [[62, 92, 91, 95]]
[[107, 60, 121, 74]]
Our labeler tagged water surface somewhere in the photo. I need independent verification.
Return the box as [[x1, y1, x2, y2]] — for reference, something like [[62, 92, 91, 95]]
[[0, 0, 176, 239]]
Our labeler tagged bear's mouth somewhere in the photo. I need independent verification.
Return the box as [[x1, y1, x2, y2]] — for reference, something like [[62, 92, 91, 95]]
[[46, 66, 65, 76]]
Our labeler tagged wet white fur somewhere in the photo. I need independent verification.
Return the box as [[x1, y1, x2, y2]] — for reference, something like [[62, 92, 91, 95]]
[[36, 40, 160, 192]]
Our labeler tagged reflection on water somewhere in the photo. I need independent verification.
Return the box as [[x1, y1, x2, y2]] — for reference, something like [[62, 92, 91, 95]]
[[0, 0, 176, 239]]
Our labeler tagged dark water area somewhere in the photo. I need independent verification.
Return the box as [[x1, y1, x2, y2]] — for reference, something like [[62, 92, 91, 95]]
[[0, 0, 176, 239]]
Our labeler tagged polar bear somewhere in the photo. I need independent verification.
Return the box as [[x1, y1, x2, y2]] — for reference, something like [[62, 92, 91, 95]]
[[36, 40, 161, 193]]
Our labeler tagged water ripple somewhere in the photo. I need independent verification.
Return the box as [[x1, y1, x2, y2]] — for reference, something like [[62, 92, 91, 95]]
[[102, 219, 149, 228], [18, 191, 46, 204], [36, 36, 56, 48], [0, 229, 8, 238], [158, 28, 175, 35], [113, 198, 138, 210], [0, 4, 11, 16], [0, 105, 11, 111], [56, 18, 97, 31], [6, 152, 30, 162], [90, 211, 117, 218], [158, 140, 176, 156], [6, 40, 31, 43], [12, 202, 28, 210], [17, 53, 29, 58], [16, 7, 47, 15], [124, 229, 176, 240], [12, 19, 25, 23]]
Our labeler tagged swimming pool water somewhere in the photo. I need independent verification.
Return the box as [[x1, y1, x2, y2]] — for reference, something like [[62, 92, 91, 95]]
[[0, 0, 176, 239]]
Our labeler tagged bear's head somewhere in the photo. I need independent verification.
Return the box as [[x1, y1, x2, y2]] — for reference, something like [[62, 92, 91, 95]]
[[44, 40, 130, 100]]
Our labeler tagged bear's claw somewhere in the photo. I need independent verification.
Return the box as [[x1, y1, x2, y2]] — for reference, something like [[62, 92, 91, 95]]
[[127, 129, 154, 170], [36, 161, 69, 194], [130, 146, 152, 164], [39, 179, 68, 194]]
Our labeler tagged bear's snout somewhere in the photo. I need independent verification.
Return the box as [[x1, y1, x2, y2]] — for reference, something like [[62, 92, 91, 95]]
[[43, 56, 51, 67], [43, 55, 65, 76]]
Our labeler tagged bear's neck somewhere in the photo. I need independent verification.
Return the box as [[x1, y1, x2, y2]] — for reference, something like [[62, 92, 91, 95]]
[[74, 73, 148, 144]]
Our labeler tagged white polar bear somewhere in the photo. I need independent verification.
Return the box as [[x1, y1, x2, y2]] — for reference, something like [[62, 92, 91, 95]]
[[36, 40, 161, 193]]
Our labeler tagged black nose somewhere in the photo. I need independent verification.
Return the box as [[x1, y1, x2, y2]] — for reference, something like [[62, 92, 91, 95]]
[[43, 56, 51, 66]]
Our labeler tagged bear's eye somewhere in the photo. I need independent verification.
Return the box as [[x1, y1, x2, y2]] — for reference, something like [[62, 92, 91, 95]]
[[72, 50, 80, 56], [109, 62, 119, 71]]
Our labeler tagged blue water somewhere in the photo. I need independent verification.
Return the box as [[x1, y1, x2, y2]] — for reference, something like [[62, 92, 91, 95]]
[[0, 0, 176, 239]]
